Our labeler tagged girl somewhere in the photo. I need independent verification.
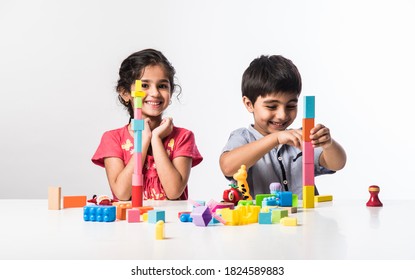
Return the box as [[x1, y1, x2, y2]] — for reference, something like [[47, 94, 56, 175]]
[[92, 49, 203, 200]]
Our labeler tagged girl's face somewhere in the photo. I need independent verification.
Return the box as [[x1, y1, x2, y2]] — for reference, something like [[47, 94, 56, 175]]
[[129, 64, 172, 119], [243, 92, 299, 136]]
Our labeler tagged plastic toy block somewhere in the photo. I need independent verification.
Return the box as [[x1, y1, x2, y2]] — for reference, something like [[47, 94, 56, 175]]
[[302, 118, 315, 142], [366, 185, 383, 207], [63, 196, 87, 208], [131, 119, 145, 131], [303, 163, 315, 186], [113, 202, 132, 220], [271, 209, 288, 223], [292, 194, 298, 207], [237, 205, 260, 225], [303, 141, 314, 164], [148, 210, 166, 224], [134, 130, 142, 153], [131, 80, 146, 98], [262, 197, 278, 207], [258, 212, 272, 224], [280, 206, 298, 214], [155, 220, 164, 240], [255, 194, 276, 207], [303, 185, 315, 208], [315, 195, 333, 203], [280, 217, 298, 226], [192, 200, 206, 207], [127, 209, 141, 223], [138, 206, 154, 215], [276, 191, 293, 207], [191, 206, 212, 226], [179, 213, 193, 222], [216, 208, 240, 226], [48, 186, 61, 210], [237, 200, 254, 206], [304, 96, 315, 118], [142, 212, 148, 221], [269, 182, 282, 195], [134, 97, 143, 108], [210, 202, 234, 213], [83, 205, 116, 222], [233, 164, 252, 200], [134, 108, 142, 119]]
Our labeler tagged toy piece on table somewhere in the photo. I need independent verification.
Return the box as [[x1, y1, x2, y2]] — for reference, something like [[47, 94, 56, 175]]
[[223, 183, 243, 206], [148, 210, 166, 224], [84, 205, 116, 222], [63, 195, 87, 208], [269, 182, 282, 195], [280, 217, 298, 226], [366, 185, 383, 207], [127, 209, 141, 223], [179, 212, 193, 222], [48, 186, 61, 210], [302, 95, 315, 209], [189, 199, 226, 226], [233, 164, 252, 200], [87, 194, 118, 205], [315, 195, 333, 203], [155, 220, 165, 240]]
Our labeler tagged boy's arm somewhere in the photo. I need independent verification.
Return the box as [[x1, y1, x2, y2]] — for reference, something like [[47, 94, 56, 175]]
[[310, 124, 347, 171], [220, 129, 302, 177]]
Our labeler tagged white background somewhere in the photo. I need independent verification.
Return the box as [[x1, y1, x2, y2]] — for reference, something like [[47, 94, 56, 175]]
[[1, 0, 414, 200]]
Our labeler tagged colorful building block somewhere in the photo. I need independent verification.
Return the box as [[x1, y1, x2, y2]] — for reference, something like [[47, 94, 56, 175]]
[[113, 202, 132, 220], [304, 95, 315, 118], [303, 163, 315, 186], [127, 209, 141, 223], [315, 195, 333, 202], [255, 194, 275, 207], [303, 141, 314, 164], [302, 118, 315, 142], [303, 185, 315, 208], [280, 217, 298, 226], [155, 220, 164, 240], [48, 186, 61, 210], [63, 195, 87, 208], [148, 210, 166, 224], [258, 212, 272, 224], [271, 209, 288, 223], [83, 205, 116, 222], [191, 206, 212, 226], [276, 191, 293, 207], [233, 164, 252, 200]]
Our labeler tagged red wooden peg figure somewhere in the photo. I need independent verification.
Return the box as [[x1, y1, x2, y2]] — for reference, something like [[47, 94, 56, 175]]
[[366, 185, 383, 207]]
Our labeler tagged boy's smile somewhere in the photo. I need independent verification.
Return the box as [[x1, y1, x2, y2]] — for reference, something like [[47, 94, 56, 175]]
[[243, 92, 299, 136]]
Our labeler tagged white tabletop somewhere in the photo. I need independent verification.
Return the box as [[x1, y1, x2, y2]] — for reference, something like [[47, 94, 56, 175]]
[[0, 199, 413, 260]]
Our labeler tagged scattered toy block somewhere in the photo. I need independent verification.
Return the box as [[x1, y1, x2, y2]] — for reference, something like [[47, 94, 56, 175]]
[[280, 206, 297, 214], [210, 201, 235, 213], [142, 212, 148, 221], [48, 186, 61, 210], [216, 208, 240, 226], [127, 209, 141, 223], [179, 212, 193, 222], [271, 209, 288, 223], [366, 185, 383, 207], [255, 194, 275, 207], [155, 220, 165, 240], [238, 205, 260, 225], [276, 191, 293, 207], [292, 194, 298, 207], [113, 202, 132, 220], [63, 195, 87, 208], [315, 195, 333, 203], [191, 206, 212, 226], [258, 212, 272, 224], [83, 205, 116, 222], [238, 200, 254, 206], [148, 210, 166, 224], [262, 196, 278, 207], [138, 206, 154, 215], [280, 217, 298, 226]]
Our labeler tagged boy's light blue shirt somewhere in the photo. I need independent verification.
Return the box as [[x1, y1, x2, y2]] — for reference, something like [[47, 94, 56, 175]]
[[222, 125, 334, 199]]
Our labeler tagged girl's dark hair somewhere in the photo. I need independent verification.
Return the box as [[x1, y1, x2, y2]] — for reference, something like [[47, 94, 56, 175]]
[[241, 55, 302, 104], [116, 49, 178, 119]]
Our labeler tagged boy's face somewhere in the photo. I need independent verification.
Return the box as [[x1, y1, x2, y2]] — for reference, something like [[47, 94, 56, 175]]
[[243, 92, 299, 136]]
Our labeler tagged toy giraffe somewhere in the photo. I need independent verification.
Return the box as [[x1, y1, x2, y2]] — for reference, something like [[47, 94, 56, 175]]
[[131, 80, 146, 207], [233, 164, 252, 200]]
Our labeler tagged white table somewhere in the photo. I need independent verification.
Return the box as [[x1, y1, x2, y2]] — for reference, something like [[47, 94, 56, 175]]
[[0, 199, 413, 260]]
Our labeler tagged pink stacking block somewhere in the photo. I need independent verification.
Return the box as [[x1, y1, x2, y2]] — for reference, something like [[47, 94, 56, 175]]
[[303, 163, 315, 186], [127, 209, 141, 223], [303, 141, 314, 164], [132, 173, 143, 186]]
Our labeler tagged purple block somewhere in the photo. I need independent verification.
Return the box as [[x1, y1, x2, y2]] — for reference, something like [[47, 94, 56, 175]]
[[190, 206, 212, 227]]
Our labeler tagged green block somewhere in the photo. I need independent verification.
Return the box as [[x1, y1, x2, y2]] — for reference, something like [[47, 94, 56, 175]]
[[238, 200, 253, 206], [134, 97, 143, 108], [292, 194, 298, 207], [255, 194, 276, 207], [271, 209, 288, 223]]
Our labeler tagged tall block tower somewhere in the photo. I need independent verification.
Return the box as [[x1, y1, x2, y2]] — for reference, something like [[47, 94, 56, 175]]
[[302, 96, 315, 208], [131, 80, 146, 207]]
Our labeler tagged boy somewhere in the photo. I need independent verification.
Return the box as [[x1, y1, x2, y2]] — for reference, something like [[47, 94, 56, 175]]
[[219, 55, 346, 199]]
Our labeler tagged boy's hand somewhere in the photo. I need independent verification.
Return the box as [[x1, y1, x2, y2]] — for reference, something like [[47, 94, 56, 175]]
[[310, 124, 332, 149], [275, 129, 302, 150], [152, 117, 173, 140]]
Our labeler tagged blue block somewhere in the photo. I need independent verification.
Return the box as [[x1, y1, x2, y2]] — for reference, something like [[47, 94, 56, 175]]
[[258, 212, 272, 224], [131, 119, 145, 131], [148, 210, 165, 223], [262, 197, 278, 207], [83, 205, 116, 222], [304, 96, 315, 118], [276, 191, 293, 207], [134, 130, 142, 153]]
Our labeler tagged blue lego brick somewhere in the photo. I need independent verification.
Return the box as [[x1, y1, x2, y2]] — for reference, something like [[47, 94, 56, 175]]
[[304, 96, 315, 118], [179, 213, 193, 222], [83, 205, 116, 222], [276, 191, 293, 207], [262, 196, 278, 207], [134, 130, 142, 153], [148, 210, 165, 224], [131, 119, 144, 131], [258, 212, 272, 224]]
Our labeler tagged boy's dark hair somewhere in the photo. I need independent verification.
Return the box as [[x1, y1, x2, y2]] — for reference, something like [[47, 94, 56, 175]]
[[241, 55, 302, 104], [116, 49, 177, 119]]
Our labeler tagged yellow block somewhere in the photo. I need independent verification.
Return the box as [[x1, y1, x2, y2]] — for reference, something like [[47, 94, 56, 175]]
[[280, 217, 298, 226], [155, 220, 165, 240], [302, 185, 315, 208], [315, 195, 333, 202], [131, 80, 146, 98]]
